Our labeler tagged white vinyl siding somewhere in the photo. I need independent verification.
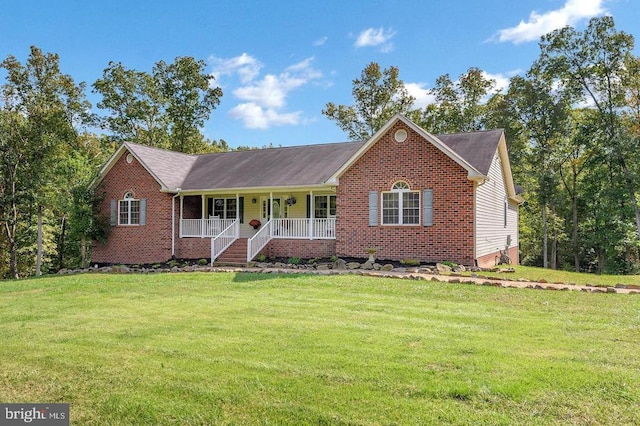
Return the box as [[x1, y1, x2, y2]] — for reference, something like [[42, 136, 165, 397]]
[[475, 154, 518, 259]]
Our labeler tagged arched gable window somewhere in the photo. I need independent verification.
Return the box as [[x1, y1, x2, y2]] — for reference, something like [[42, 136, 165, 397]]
[[382, 181, 420, 225]]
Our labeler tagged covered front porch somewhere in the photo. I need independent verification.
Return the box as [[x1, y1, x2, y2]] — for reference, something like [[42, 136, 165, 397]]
[[177, 190, 336, 262]]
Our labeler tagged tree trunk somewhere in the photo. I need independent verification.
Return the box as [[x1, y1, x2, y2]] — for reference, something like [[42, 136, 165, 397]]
[[4, 222, 18, 279], [36, 205, 43, 276], [81, 234, 87, 269], [58, 214, 66, 270], [617, 153, 640, 239], [542, 202, 548, 268]]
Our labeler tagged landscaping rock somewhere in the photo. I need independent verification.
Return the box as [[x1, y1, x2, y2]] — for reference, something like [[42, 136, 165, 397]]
[[436, 263, 452, 274], [381, 264, 394, 271], [361, 260, 374, 270], [346, 262, 361, 270]]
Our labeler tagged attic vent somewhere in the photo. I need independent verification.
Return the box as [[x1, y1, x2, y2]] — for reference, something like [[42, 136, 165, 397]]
[[394, 129, 408, 143], [126, 153, 134, 164]]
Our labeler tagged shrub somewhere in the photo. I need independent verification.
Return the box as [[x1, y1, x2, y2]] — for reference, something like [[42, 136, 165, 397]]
[[257, 253, 266, 262], [168, 260, 179, 268], [330, 255, 338, 262], [197, 259, 208, 266], [400, 258, 420, 266], [287, 257, 301, 265]]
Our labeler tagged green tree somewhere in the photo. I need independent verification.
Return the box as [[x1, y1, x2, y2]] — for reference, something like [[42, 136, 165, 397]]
[[536, 16, 640, 239], [419, 67, 497, 133], [93, 57, 223, 153], [322, 62, 415, 140], [0, 46, 92, 278]]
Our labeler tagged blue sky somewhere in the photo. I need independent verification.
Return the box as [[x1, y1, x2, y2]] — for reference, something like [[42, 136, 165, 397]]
[[1, 0, 638, 148]]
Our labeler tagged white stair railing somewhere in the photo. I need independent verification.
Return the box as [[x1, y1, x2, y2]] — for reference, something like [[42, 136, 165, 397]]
[[247, 220, 272, 262], [210, 220, 239, 264]]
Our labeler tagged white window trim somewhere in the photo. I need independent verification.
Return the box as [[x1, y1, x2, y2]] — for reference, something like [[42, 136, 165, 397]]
[[381, 181, 421, 226], [118, 192, 140, 226]]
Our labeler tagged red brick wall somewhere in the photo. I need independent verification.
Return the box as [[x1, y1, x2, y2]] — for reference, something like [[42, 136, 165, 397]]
[[336, 123, 476, 265], [92, 150, 174, 264], [262, 239, 336, 259]]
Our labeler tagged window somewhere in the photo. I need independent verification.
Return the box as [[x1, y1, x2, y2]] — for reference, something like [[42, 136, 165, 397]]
[[382, 181, 420, 225], [209, 198, 237, 219], [119, 192, 140, 225], [314, 195, 336, 218]]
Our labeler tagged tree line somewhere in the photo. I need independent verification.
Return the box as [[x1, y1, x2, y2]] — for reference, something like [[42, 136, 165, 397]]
[[1, 16, 638, 278]]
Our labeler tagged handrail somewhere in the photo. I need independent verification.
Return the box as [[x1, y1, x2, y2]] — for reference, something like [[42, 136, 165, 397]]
[[247, 220, 272, 262], [210, 220, 239, 264]]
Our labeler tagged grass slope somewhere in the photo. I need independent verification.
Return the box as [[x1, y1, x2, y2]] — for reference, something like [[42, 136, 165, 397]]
[[1, 272, 639, 425]]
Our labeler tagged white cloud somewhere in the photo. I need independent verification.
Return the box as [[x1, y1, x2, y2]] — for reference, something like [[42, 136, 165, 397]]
[[209, 53, 263, 84], [354, 27, 396, 52], [229, 103, 301, 129], [493, 0, 606, 44], [214, 56, 323, 129], [404, 82, 435, 109], [481, 71, 515, 93], [313, 36, 328, 46]]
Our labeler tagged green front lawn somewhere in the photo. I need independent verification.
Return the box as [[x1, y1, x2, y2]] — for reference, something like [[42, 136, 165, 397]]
[[1, 272, 638, 424]]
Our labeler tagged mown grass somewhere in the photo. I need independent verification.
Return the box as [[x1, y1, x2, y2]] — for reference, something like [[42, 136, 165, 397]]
[[464, 264, 640, 287], [1, 272, 639, 424]]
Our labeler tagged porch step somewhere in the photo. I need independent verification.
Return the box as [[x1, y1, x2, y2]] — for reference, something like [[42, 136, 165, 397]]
[[213, 238, 248, 266]]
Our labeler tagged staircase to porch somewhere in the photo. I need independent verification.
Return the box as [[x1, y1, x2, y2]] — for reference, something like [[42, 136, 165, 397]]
[[213, 238, 248, 266]]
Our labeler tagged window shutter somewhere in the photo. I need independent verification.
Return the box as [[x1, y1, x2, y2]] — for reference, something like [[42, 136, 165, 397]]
[[306, 194, 311, 218], [140, 199, 147, 225], [368, 191, 378, 226], [423, 189, 433, 226], [110, 200, 117, 226], [239, 197, 244, 223]]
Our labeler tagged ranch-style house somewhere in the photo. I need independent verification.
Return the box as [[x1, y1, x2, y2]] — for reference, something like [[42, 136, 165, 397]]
[[91, 114, 523, 267]]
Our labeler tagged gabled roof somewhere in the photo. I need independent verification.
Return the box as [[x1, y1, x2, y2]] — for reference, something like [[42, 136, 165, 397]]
[[437, 129, 504, 176], [93, 115, 516, 196], [91, 142, 197, 191], [329, 114, 492, 183]]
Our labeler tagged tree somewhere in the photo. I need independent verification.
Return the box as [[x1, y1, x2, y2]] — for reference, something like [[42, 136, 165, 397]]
[[93, 57, 223, 153], [0, 46, 92, 278], [154, 57, 222, 153], [505, 66, 572, 268], [322, 62, 415, 140], [418, 67, 497, 133], [536, 16, 640, 239]]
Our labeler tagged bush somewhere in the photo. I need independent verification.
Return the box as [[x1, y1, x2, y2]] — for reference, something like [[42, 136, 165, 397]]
[[330, 255, 338, 262], [257, 253, 266, 262], [400, 258, 420, 266], [197, 259, 208, 266], [287, 257, 301, 265]]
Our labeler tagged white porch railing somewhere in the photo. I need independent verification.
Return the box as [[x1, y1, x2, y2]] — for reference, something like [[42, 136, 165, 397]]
[[181, 218, 236, 238], [272, 218, 336, 239], [211, 220, 239, 264], [247, 220, 272, 262]]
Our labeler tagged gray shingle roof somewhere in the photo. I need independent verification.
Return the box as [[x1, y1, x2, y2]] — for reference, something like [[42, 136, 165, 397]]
[[436, 129, 503, 176], [121, 127, 503, 192], [181, 141, 365, 190], [125, 142, 197, 190]]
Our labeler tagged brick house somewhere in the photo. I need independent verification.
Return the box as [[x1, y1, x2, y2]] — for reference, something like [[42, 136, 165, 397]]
[[91, 114, 523, 267]]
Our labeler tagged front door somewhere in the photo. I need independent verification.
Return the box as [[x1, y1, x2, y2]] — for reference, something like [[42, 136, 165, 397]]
[[261, 197, 281, 223]]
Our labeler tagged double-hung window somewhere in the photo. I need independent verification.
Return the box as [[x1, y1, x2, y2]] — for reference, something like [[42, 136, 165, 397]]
[[314, 195, 336, 218], [382, 181, 420, 225], [119, 192, 140, 225], [210, 198, 237, 219]]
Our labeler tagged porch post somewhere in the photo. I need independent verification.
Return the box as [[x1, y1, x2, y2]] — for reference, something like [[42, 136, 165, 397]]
[[269, 192, 273, 238], [201, 194, 206, 238], [309, 190, 314, 240], [179, 195, 184, 238], [236, 193, 240, 237]]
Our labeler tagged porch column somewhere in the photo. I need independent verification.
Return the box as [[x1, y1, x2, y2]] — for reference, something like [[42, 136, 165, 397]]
[[269, 192, 273, 238], [236, 193, 240, 238], [179, 195, 184, 238], [201, 194, 206, 238], [309, 190, 314, 240]]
